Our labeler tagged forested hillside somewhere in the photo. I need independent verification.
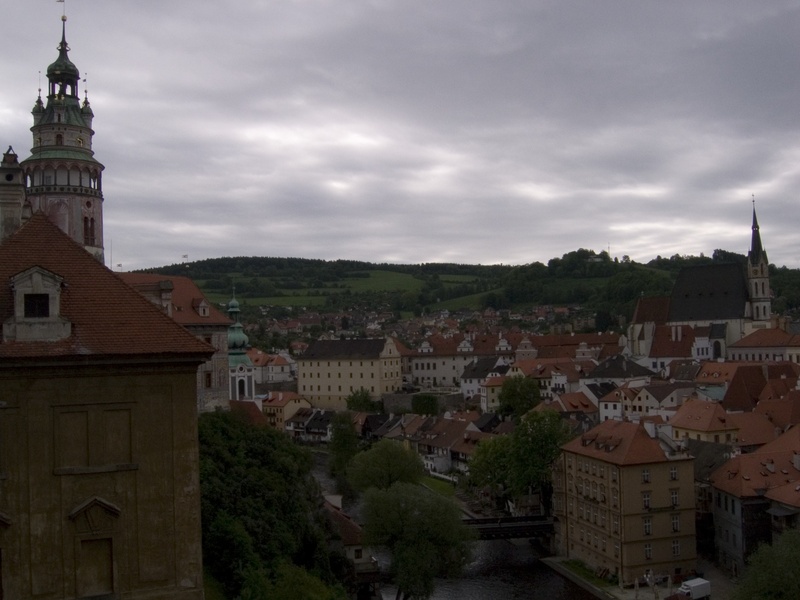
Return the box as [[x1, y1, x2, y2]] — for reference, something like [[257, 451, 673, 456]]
[[144, 248, 800, 322]]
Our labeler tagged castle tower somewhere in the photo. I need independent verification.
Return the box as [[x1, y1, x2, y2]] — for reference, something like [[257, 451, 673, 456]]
[[747, 202, 771, 322], [18, 15, 105, 261], [0, 147, 26, 242]]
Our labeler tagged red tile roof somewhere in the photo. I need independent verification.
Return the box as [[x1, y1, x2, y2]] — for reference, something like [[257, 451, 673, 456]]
[[729, 327, 795, 348], [118, 272, 231, 327], [727, 412, 780, 448], [230, 400, 268, 426], [0, 214, 213, 361], [561, 419, 674, 466], [669, 397, 734, 433], [648, 325, 695, 358], [755, 391, 800, 430], [631, 296, 670, 324]]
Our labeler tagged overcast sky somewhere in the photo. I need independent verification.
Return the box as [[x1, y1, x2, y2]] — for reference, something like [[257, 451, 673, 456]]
[[1, 1, 799, 271]]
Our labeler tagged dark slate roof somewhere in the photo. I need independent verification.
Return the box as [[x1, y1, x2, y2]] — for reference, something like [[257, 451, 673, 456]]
[[306, 410, 334, 432], [474, 412, 501, 432], [670, 361, 702, 381], [302, 338, 387, 360], [709, 323, 728, 339], [460, 356, 500, 380], [668, 263, 749, 322], [588, 354, 655, 379], [686, 439, 734, 483], [584, 382, 617, 400]]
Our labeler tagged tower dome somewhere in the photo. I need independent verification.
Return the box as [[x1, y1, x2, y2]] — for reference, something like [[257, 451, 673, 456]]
[[47, 16, 80, 98]]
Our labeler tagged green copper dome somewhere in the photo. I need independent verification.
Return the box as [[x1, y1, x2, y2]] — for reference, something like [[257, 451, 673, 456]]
[[47, 17, 79, 81]]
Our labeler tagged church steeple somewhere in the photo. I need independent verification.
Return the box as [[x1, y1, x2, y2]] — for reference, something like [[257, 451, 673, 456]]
[[18, 14, 106, 261], [747, 199, 771, 322]]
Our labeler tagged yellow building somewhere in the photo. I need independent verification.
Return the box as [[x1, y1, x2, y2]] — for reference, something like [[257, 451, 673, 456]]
[[262, 391, 312, 430], [553, 419, 696, 586], [297, 338, 403, 410]]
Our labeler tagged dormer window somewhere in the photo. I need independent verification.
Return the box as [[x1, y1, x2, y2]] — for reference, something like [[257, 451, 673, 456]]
[[3, 266, 71, 342], [24, 293, 50, 318]]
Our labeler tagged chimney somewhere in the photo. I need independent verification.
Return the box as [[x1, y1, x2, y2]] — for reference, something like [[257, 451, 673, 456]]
[[643, 420, 656, 438]]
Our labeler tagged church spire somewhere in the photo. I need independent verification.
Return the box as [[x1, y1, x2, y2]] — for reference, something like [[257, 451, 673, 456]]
[[748, 197, 767, 267], [746, 197, 771, 322]]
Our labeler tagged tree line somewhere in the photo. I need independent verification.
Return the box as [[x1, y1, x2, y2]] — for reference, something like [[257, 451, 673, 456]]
[[143, 247, 800, 323]]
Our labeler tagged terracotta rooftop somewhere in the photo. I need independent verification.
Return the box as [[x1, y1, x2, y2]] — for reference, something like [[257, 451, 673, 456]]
[[630, 296, 671, 325], [0, 214, 213, 361], [648, 325, 695, 359], [755, 390, 800, 430], [669, 398, 735, 433], [118, 272, 231, 327], [556, 391, 598, 413], [561, 419, 677, 466], [727, 411, 779, 448], [230, 400, 268, 426], [729, 327, 796, 348]]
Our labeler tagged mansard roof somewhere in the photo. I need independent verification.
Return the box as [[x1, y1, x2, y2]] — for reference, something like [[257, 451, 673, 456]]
[[668, 263, 749, 322], [0, 214, 212, 362]]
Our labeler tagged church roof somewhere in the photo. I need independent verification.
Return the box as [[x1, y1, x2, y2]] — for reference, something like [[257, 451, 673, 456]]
[[0, 214, 213, 362], [668, 263, 749, 322]]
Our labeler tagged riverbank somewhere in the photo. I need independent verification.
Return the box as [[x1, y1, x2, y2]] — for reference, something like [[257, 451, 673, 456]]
[[541, 556, 737, 600]]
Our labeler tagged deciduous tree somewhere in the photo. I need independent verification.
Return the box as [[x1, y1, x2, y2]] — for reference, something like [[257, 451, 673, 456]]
[[411, 393, 439, 415], [347, 439, 425, 492], [362, 482, 472, 600], [734, 529, 800, 600], [198, 411, 341, 598], [509, 411, 571, 512], [345, 387, 382, 412], [498, 375, 541, 421]]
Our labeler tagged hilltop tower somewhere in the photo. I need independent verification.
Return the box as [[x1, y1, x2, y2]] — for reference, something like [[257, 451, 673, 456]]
[[747, 202, 771, 322], [17, 15, 105, 260]]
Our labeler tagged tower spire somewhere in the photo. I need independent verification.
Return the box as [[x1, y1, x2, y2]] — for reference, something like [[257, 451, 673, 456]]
[[749, 195, 766, 266]]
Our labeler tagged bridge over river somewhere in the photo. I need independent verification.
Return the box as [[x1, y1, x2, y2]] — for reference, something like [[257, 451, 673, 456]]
[[462, 515, 554, 540]]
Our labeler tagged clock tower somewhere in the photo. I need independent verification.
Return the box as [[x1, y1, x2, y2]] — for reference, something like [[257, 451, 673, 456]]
[[18, 15, 105, 261]]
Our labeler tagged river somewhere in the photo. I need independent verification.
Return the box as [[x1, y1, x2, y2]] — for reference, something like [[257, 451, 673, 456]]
[[379, 539, 596, 600], [311, 452, 596, 600]]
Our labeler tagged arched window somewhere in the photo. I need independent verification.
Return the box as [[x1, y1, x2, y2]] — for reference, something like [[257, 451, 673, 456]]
[[56, 134, 63, 145]]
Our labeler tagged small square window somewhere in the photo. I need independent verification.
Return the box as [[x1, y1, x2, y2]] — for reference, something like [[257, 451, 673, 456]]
[[24, 293, 50, 318]]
